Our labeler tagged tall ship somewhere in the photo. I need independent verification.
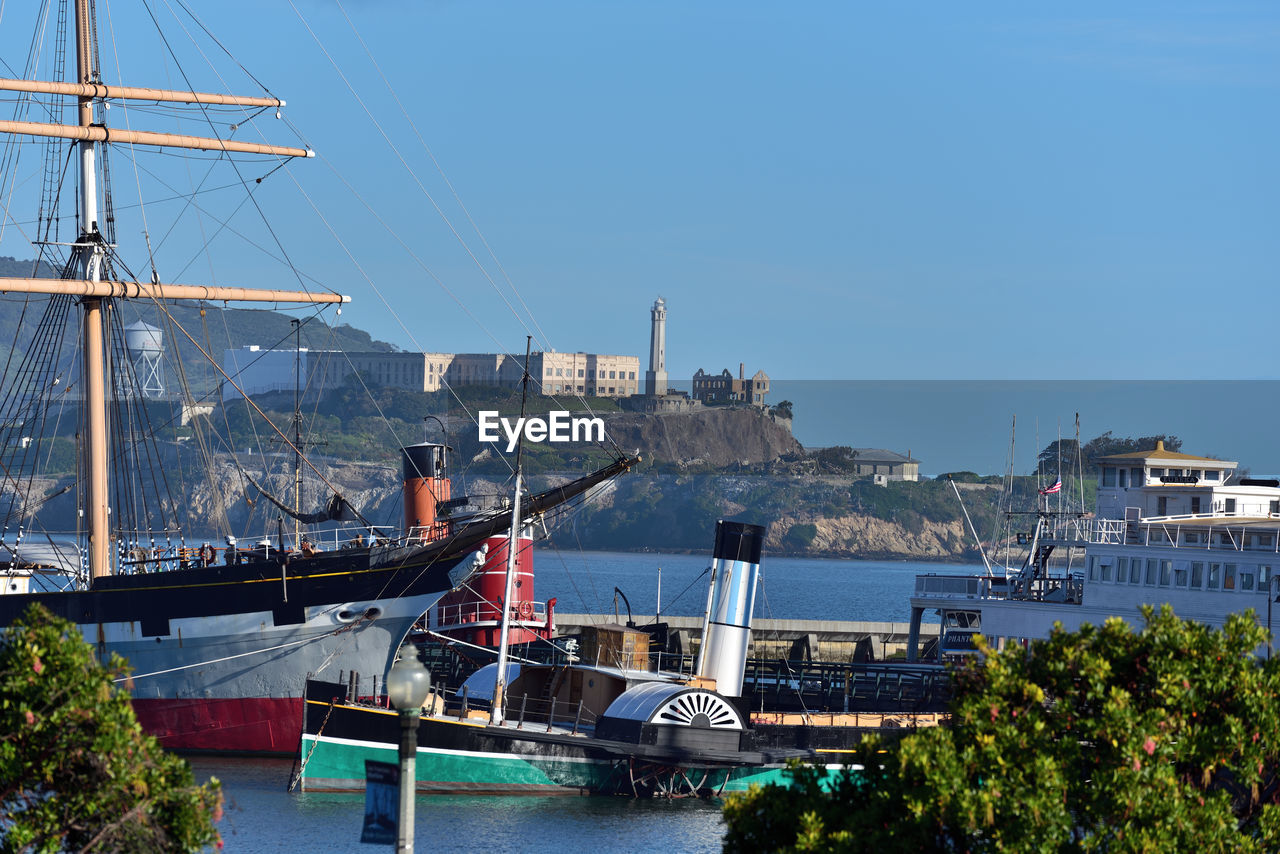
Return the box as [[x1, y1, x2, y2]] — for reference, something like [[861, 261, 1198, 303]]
[[908, 442, 1280, 658], [0, 1, 637, 753]]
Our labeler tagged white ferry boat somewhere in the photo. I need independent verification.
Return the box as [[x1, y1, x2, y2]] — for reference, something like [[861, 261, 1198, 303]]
[[907, 442, 1280, 660]]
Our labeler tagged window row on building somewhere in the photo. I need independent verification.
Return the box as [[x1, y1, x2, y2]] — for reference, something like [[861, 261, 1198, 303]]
[[546, 367, 636, 380], [1088, 554, 1275, 592]]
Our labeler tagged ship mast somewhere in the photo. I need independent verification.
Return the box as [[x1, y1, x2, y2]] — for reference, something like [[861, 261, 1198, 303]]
[[0, 0, 347, 580], [489, 338, 533, 726], [74, 0, 108, 580], [293, 319, 303, 545]]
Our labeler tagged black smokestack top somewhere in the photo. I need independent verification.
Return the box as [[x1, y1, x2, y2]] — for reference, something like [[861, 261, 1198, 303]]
[[713, 520, 764, 565]]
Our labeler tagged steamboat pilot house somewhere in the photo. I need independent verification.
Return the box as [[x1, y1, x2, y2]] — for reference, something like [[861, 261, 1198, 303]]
[[907, 442, 1280, 660]]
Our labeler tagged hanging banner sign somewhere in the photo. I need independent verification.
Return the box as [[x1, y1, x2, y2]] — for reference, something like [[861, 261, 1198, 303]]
[[360, 760, 399, 846]]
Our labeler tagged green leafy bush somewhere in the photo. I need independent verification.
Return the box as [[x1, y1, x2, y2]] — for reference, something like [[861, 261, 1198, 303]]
[[0, 604, 222, 853], [724, 607, 1280, 852]]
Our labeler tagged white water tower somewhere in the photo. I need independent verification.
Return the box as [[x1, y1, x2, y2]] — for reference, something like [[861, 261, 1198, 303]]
[[124, 321, 165, 399]]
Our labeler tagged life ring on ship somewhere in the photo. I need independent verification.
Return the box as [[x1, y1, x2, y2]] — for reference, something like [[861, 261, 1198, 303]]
[[518, 600, 534, 620], [199, 543, 215, 565]]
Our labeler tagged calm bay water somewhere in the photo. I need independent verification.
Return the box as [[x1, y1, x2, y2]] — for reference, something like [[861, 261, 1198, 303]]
[[770, 379, 1280, 478], [532, 548, 956, 624], [193, 551, 976, 852], [199, 757, 725, 854]]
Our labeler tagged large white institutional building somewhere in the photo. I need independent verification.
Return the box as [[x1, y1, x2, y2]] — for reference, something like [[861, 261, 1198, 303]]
[[222, 347, 640, 399]]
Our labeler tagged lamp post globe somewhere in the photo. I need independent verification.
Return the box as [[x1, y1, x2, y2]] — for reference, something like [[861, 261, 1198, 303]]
[[386, 646, 431, 710]]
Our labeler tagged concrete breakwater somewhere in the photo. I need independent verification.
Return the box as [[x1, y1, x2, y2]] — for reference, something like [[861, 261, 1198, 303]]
[[553, 613, 940, 662]]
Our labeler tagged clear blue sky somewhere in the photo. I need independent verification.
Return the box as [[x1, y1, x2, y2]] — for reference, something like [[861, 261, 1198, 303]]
[[0, 2, 1276, 380]]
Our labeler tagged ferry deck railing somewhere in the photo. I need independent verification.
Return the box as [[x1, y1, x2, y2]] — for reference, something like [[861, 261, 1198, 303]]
[[1051, 515, 1280, 553], [912, 513, 1280, 606], [406, 641, 951, 718]]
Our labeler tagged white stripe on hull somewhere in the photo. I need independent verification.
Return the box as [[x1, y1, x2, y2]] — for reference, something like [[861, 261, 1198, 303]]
[[305, 732, 603, 765]]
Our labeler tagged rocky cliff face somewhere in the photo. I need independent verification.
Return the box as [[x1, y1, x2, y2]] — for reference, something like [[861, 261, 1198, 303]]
[[766, 512, 971, 561], [546, 469, 982, 561], [28, 464, 976, 561], [601, 408, 801, 468], [18, 408, 978, 561], [159, 458, 403, 535], [177, 459, 536, 536], [185, 462, 977, 562]]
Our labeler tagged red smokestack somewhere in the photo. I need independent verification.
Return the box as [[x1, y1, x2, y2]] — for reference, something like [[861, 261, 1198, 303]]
[[401, 443, 451, 541]]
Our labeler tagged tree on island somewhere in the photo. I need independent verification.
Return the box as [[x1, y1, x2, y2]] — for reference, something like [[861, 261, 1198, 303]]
[[723, 607, 1280, 852], [0, 604, 222, 853], [1034, 433, 1185, 478], [1034, 437, 1084, 477]]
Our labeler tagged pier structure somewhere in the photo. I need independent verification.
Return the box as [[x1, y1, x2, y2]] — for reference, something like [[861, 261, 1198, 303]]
[[554, 614, 940, 663]]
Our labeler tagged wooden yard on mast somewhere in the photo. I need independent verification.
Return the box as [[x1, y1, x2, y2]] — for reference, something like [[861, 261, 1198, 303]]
[[0, 0, 349, 579]]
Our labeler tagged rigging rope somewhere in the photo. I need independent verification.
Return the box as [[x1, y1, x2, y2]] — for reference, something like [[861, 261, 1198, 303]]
[[286, 1, 625, 457]]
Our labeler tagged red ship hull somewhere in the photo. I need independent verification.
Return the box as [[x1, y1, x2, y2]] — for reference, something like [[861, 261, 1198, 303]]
[[133, 697, 304, 755]]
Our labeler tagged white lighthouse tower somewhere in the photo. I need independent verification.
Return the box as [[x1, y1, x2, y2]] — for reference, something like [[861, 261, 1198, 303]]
[[644, 297, 668, 397]]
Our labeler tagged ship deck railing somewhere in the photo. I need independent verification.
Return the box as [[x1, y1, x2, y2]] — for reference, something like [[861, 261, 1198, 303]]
[[0, 519, 503, 582], [330, 673, 601, 734], [102, 522, 410, 576], [407, 645, 951, 717], [742, 658, 951, 714], [432, 599, 550, 628], [449, 690, 599, 734], [913, 573, 1083, 606]]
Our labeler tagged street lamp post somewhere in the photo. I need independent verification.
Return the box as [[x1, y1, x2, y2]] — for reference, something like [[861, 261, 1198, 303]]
[[385, 646, 431, 854]]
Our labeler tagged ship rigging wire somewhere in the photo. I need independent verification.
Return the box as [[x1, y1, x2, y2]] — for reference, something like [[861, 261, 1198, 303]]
[[285, 0, 626, 459], [330, 0, 558, 361]]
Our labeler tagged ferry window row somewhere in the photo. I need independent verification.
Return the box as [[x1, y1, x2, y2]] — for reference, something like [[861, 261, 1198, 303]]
[[1088, 555, 1274, 592]]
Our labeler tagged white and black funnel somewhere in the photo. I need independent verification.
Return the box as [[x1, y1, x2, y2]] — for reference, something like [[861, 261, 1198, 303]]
[[695, 520, 765, 697]]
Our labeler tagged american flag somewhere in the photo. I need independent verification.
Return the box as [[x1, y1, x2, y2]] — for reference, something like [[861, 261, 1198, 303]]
[[1039, 477, 1062, 495]]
